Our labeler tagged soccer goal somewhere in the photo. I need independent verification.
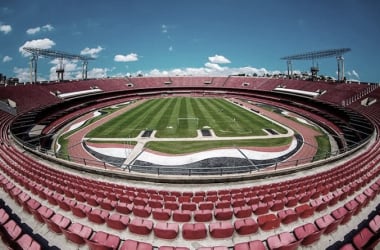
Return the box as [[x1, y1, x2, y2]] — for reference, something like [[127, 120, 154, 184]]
[[177, 117, 199, 129]]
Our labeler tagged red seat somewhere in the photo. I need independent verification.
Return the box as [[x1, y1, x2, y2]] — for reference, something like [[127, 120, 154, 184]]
[[234, 240, 266, 250], [129, 218, 153, 235], [233, 205, 252, 218], [344, 199, 360, 216], [310, 198, 328, 212], [133, 197, 148, 206], [115, 202, 133, 214], [331, 206, 352, 225], [294, 223, 322, 245], [33, 205, 54, 223], [159, 247, 189, 250], [245, 196, 259, 206], [353, 227, 374, 249], [194, 209, 213, 222], [339, 243, 356, 250], [132, 205, 152, 218], [234, 218, 258, 235], [86, 231, 120, 250], [294, 204, 314, 218], [120, 239, 152, 250], [369, 215, 380, 233], [197, 247, 228, 250], [209, 221, 234, 238], [164, 201, 179, 210], [315, 214, 339, 234], [267, 231, 300, 250], [269, 199, 285, 211], [57, 197, 76, 211], [284, 196, 298, 207], [192, 195, 204, 203], [99, 198, 117, 211], [277, 208, 298, 224], [215, 200, 230, 209], [148, 199, 163, 209], [214, 208, 233, 220], [323, 193, 339, 206], [106, 213, 130, 230], [71, 203, 92, 218], [62, 222, 92, 245], [3, 219, 22, 241], [173, 209, 192, 222], [23, 198, 41, 214], [73, 191, 86, 202], [181, 202, 197, 211], [44, 213, 71, 234], [152, 208, 171, 221], [182, 222, 207, 240], [257, 214, 280, 230], [16, 192, 31, 206], [354, 193, 369, 211], [252, 202, 269, 215], [199, 201, 214, 210], [153, 222, 179, 239], [84, 194, 101, 206], [16, 234, 42, 250], [88, 208, 110, 224], [178, 196, 191, 203], [0, 208, 10, 225], [231, 198, 246, 208]]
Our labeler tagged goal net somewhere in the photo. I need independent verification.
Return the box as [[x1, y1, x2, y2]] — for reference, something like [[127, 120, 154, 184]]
[[177, 117, 199, 129]]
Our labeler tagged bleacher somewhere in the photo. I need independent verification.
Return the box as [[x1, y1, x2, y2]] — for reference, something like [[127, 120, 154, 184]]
[[0, 77, 379, 249]]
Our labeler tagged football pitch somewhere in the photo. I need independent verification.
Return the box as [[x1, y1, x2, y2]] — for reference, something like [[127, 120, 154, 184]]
[[86, 97, 288, 139]]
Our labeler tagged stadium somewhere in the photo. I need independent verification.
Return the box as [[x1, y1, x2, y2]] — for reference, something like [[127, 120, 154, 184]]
[[1, 54, 380, 250]]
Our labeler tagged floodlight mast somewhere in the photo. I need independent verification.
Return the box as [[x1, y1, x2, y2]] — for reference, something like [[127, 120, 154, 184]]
[[281, 48, 351, 82], [23, 47, 94, 83]]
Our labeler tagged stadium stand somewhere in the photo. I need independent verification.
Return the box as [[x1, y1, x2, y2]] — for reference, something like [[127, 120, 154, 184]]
[[0, 77, 379, 249]]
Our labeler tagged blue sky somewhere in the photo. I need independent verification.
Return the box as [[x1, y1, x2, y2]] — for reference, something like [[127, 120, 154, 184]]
[[0, 0, 379, 82]]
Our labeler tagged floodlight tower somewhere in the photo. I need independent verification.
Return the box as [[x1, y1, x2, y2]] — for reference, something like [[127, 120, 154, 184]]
[[281, 48, 351, 81], [23, 47, 94, 83]]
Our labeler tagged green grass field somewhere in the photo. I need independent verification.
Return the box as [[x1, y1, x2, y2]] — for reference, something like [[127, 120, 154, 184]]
[[86, 97, 288, 139], [146, 137, 293, 154]]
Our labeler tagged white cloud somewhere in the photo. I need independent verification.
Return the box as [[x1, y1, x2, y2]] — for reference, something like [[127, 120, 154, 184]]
[[13, 67, 31, 82], [352, 70, 359, 79], [114, 53, 138, 62], [86, 68, 109, 78], [2, 55, 12, 62], [161, 24, 168, 33], [19, 38, 56, 56], [0, 24, 12, 34], [208, 54, 231, 64], [26, 27, 40, 35], [26, 24, 54, 35], [205, 62, 224, 71], [80, 46, 104, 58], [43, 24, 54, 31], [133, 65, 271, 77], [169, 46, 173, 52]]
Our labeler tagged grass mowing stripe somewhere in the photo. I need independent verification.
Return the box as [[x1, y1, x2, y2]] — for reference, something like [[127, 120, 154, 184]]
[[155, 98, 181, 138], [142, 98, 173, 130], [197, 98, 227, 132], [86, 99, 157, 137], [209, 98, 254, 135], [214, 98, 287, 135], [131, 98, 167, 130], [155, 98, 176, 130], [191, 98, 213, 129]]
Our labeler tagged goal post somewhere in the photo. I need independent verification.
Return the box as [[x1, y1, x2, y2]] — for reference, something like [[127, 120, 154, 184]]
[[177, 117, 199, 128]]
